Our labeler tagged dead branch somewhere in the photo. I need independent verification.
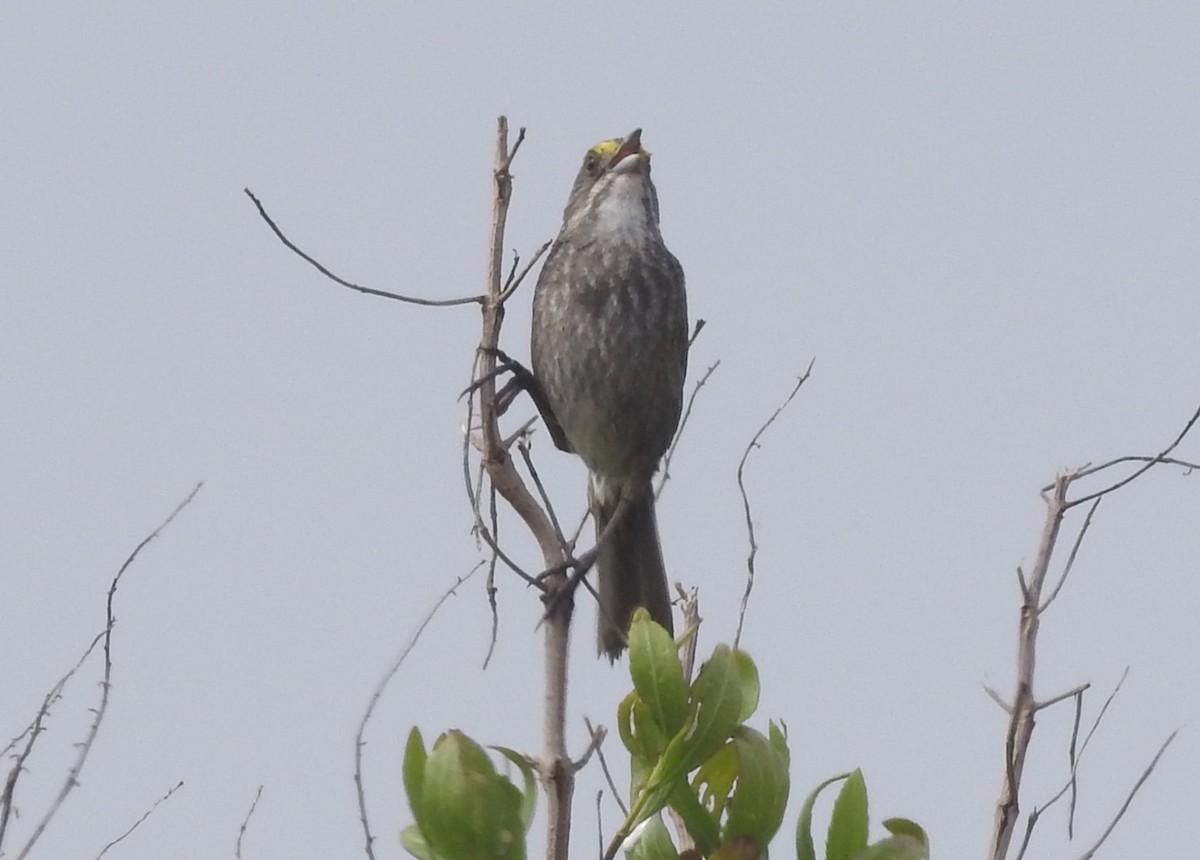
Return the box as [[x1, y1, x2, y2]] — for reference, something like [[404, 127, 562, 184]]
[[14, 482, 201, 859], [93, 780, 184, 859], [990, 402, 1198, 860], [658, 358, 720, 498], [1074, 730, 1177, 860], [354, 563, 483, 860], [734, 362, 814, 649], [235, 785, 264, 860], [1061, 402, 1200, 509], [465, 118, 577, 860], [0, 629, 105, 851], [244, 188, 482, 307], [1041, 498, 1101, 612]]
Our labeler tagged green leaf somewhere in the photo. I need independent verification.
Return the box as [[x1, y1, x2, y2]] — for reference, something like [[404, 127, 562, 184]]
[[400, 823, 438, 860], [632, 697, 672, 761], [881, 819, 928, 847], [681, 646, 744, 772], [618, 691, 639, 752], [492, 746, 538, 832], [624, 814, 679, 860], [768, 721, 789, 768], [628, 761, 684, 829], [420, 731, 526, 860], [827, 769, 868, 860], [403, 728, 428, 824], [795, 773, 852, 860], [849, 835, 928, 860], [667, 777, 722, 856], [692, 742, 738, 821], [723, 727, 790, 846], [629, 609, 690, 737], [730, 650, 760, 723]]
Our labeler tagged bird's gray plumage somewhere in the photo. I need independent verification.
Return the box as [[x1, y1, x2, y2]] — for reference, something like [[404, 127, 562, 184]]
[[531, 129, 688, 658]]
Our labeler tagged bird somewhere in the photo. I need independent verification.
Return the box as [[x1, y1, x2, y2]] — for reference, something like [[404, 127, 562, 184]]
[[531, 129, 689, 659]]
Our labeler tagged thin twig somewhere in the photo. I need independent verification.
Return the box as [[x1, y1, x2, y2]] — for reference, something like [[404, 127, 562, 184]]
[[982, 682, 1012, 714], [572, 723, 606, 772], [1064, 402, 1200, 509], [235, 785, 264, 860], [1064, 454, 1199, 484], [519, 436, 569, 553], [1024, 669, 1132, 854], [585, 717, 627, 818], [244, 188, 482, 307], [1074, 730, 1178, 860], [0, 629, 105, 851], [17, 482, 202, 859], [990, 402, 1199, 858], [1067, 687, 1084, 838], [1041, 498, 1101, 612], [1012, 807, 1039, 860], [498, 240, 553, 304], [1078, 668, 1129, 761], [354, 563, 484, 860], [595, 792, 605, 859], [658, 360, 720, 499], [733, 362, 813, 648], [1035, 682, 1090, 711], [93, 780, 184, 859], [483, 484, 502, 669]]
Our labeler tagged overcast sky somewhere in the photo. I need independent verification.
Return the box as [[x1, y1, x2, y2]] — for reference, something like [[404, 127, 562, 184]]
[[3, 3, 1198, 859]]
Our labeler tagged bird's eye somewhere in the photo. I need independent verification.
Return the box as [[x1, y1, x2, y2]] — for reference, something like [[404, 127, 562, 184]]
[[584, 153, 599, 175]]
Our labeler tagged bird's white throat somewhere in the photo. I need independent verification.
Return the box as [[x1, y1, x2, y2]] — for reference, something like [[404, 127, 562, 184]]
[[591, 176, 655, 243]]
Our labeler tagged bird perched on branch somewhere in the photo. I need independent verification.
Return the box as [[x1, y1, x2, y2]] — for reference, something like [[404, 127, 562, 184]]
[[532, 129, 689, 659]]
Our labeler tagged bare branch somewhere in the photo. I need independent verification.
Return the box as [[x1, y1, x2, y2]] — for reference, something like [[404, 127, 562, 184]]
[[1063, 402, 1200, 509], [16, 482, 202, 859], [1067, 686, 1084, 838], [572, 722, 606, 773], [467, 117, 574, 860], [1034, 682, 1090, 712], [482, 486, 502, 671], [658, 359, 720, 499], [93, 780, 184, 859], [497, 240, 553, 304], [982, 682, 1012, 714], [518, 436, 569, 555], [1041, 498, 1101, 612], [0, 629, 105, 851], [1074, 730, 1178, 860], [585, 717, 627, 818], [244, 188, 482, 307], [354, 563, 483, 860], [1025, 669, 1132, 854], [734, 362, 814, 649], [235, 785, 264, 860], [989, 474, 1070, 860], [991, 402, 1198, 859], [1066, 454, 1199, 482], [1012, 806, 1039, 860], [1077, 668, 1130, 767]]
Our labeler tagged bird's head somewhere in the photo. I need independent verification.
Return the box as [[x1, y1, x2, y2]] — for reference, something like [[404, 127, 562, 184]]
[[561, 129, 662, 238]]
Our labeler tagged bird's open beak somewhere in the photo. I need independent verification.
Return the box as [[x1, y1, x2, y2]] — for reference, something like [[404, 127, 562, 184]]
[[608, 129, 645, 171]]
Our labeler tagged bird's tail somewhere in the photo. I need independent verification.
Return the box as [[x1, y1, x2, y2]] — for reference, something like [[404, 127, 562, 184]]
[[591, 477, 674, 659]]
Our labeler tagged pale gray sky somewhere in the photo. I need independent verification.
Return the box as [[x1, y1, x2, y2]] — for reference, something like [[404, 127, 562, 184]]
[[3, 3, 1198, 859]]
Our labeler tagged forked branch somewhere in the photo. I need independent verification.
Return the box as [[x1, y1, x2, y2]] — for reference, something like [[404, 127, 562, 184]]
[[989, 403, 1198, 860]]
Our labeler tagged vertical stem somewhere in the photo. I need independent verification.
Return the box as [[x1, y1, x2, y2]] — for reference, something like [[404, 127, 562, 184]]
[[479, 116, 573, 860], [989, 475, 1068, 860]]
